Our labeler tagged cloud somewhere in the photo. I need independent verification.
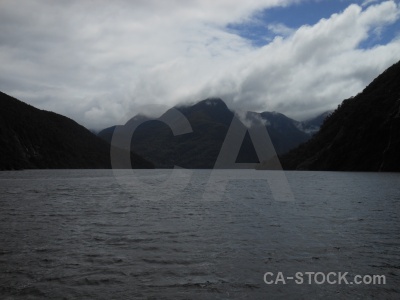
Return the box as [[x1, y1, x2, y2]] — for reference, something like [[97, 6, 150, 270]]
[[0, 0, 399, 128], [196, 1, 400, 119], [267, 23, 295, 37], [362, 0, 380, 7]]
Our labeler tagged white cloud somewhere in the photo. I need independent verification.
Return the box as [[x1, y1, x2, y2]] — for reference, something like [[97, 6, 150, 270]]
[[267, 23, 295, 37], [0, 0, 399, 128], [362, 0, 380, 7], [195, 1, 400, 119]]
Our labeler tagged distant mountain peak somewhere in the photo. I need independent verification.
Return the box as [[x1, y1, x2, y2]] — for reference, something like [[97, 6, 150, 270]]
[[204, 97, 224, 103], [175, 97, 227, 111], [98, 96, 329, 168], [194, 97, 228, 109]]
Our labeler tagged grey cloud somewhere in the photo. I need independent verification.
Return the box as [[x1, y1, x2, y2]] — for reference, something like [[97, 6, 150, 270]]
[[0, 0, 399, 129], [194, 1, 400, 120]]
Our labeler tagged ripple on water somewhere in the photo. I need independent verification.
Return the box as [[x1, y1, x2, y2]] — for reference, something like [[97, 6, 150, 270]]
[[0, 170, 399, 299]]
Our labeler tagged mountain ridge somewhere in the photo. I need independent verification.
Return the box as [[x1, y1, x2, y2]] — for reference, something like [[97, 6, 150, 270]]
[[0, 91, 153, 170], [98, 98, 329, 168], [279, 60, 400, 172]]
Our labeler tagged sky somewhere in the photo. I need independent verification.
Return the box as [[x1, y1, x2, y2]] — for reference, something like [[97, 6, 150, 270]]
[[1, 0, 399, 129]]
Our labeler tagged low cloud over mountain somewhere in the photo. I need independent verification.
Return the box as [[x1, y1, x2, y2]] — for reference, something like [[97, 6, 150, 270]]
[[1, 1, 399, 129]]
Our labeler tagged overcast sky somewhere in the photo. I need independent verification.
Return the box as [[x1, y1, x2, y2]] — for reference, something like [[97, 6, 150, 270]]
[[1, 0, 399, 129]]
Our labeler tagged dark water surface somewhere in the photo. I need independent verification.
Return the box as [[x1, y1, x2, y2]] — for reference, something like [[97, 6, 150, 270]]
[[0, 170, 399, 299]]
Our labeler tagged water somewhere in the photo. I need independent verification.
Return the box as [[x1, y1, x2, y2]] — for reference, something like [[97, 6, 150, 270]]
[[0, 170, 399, 299]]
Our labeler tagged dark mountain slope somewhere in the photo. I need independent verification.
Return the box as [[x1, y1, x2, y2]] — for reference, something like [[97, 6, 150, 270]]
[[259, 111, 310, 154], [280, 60, 400, 171], [0, 91, 153, 170], [100, 99, 234, 168], [99, 98, 322, 168], [300, 111, 333, 135]]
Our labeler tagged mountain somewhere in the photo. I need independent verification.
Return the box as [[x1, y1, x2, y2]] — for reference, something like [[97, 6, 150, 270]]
[[99, 98, 233, 168], [0, 91, 153, 170], [99, 98, 328, 168], [298, 111, 333, 135], [280, 60, 400, 172], [242, 111, 309, 154]]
